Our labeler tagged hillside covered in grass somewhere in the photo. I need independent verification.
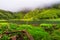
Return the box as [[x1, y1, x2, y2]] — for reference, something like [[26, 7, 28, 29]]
[[0, 3, 60, 40], [0, 3, 60, 21]]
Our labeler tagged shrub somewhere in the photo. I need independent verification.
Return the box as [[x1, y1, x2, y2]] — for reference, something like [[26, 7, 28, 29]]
[[18, 24, 51, 40], [0, 24, 51, 40], [51, 30, 60, 40], [40, 24, 54, 34]]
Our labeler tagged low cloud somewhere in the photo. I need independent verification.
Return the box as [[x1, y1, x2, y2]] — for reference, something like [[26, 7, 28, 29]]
[[0, 0, 60, 12]]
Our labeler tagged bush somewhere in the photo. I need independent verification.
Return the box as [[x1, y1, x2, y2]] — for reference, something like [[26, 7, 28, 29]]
[[0, 24, 60, 40], [0, 24, 51, 40], [18, 24, 51, 40], [51, 30, 60, 40], [40, 24, 54, 34]]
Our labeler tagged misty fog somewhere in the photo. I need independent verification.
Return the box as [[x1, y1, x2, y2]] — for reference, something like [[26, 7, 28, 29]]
[[0, 0, 60, 12]]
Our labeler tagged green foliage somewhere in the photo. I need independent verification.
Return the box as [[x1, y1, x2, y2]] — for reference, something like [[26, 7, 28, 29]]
[[24, 9, 41, 19], [14, 12, 25, 19], [0, 24, 51, 40], [0, 3, 60, 40], [0, 9, 25, 19], [40, 24, 53, 28], [0, 6, 60, 20], [40, 24, 54, 34], [24, 8, 60, 21], [0, 9, 15, 19], [0, 24, 60, 40], [16, 24, 51, 40], [51, 30, 60, 40], [0, 4, 60, 20], [1, 35, 10, 40], [35, 9, 59, 20]]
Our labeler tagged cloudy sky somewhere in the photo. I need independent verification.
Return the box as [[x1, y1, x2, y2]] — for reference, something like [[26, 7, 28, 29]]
[[0, 0, 60, 12]]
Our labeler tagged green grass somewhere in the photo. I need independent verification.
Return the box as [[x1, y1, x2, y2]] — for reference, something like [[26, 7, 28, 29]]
[[0, 24, 51, 40], [0, 23, 60, 40]]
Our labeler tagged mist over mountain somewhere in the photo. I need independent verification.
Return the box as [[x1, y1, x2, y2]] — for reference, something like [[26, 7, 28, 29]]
[[0, 3, 60, 20], [0, 0, 60, 12]]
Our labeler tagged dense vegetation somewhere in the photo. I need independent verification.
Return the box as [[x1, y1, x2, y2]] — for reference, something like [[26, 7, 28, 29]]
[[0, 4, 60, 20], [0, 3, 60, 40], [0, 24, 60, 40]]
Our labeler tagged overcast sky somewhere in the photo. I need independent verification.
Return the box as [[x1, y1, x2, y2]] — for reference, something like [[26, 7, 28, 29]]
[[0, 0, 60, 12]]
